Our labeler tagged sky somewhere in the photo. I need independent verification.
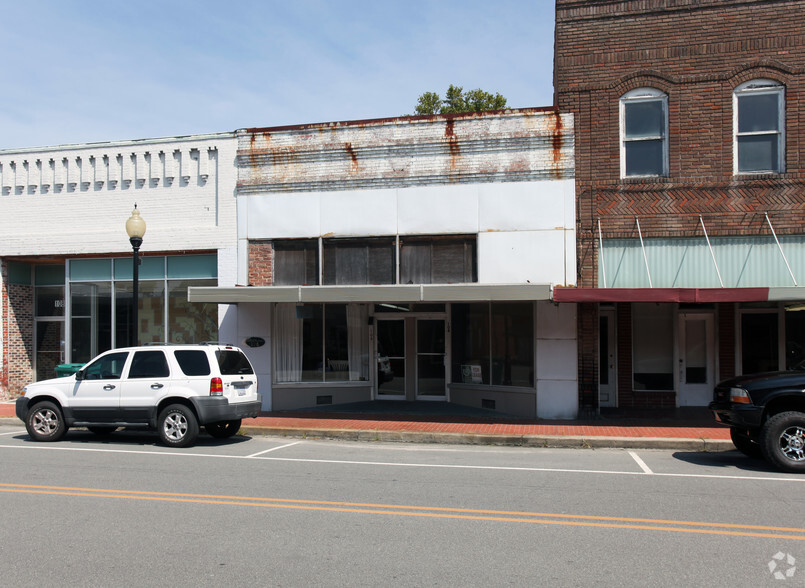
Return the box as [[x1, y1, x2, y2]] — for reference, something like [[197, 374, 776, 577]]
[[0, 0, 555, 151]]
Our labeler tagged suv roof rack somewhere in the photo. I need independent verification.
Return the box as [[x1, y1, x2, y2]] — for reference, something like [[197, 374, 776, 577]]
[[199, 341, 235, 346]]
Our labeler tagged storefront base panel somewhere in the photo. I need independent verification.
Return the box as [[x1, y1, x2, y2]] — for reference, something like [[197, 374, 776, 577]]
[[271, 384, 373, 411], [449, 385, 537, 419]]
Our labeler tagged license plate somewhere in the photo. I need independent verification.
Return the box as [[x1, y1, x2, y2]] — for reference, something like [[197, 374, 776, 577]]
[[237, 389, 247, 396]]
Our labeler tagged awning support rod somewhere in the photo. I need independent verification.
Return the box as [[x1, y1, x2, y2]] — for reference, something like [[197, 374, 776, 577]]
[[699, 215, 724, 288], [765, 212, 798, 286], [598, 219, 607, 288], [636, 217, 653, 288]]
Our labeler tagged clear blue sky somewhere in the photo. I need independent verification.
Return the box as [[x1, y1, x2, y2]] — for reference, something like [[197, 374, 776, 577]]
[[0, 0, 555, 150]]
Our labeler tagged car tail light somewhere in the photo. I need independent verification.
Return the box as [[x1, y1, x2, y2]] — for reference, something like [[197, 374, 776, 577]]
[[210, 377, 223, 396], [730, 387, 751, 404]]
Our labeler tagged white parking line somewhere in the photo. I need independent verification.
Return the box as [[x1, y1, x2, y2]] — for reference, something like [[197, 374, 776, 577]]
[[0, 442, 803, 483], [246, 441, 303, 458], [0, 430, 24, 436], [628, 451, 654, 474]]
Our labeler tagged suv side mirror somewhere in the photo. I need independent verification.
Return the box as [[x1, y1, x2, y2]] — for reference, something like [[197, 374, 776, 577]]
[[75, 369, 85, 381]]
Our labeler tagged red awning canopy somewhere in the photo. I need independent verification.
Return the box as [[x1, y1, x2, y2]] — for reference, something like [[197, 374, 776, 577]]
[[552, 287, 770, 303]]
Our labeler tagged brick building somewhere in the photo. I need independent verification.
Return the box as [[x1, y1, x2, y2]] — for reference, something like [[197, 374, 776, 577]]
[[554, 0, 805, 410], [0, 134, 239, 397], [190, 109, 580, 418]]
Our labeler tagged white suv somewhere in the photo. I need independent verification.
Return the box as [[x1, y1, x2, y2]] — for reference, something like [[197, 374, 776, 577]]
[[16, 343, 262, 448]]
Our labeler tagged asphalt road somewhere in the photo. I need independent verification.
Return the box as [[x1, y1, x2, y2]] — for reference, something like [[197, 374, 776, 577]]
[[0, 423, 803, 587]]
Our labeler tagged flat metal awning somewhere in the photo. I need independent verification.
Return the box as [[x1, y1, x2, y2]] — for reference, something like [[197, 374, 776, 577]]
[[188, 283, 552, 304], [552, 287, 805, 303]]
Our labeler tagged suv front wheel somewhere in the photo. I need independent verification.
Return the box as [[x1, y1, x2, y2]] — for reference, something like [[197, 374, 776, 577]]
[[26, 401, 68, 442], [760, 411, 805, 473], [158, 404, 199, 448]]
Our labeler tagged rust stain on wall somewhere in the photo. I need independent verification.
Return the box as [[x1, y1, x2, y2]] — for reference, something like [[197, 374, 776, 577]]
[[345, 142, 359, 173], [445, 119, 460, 174], [550, 109, 565, 177]]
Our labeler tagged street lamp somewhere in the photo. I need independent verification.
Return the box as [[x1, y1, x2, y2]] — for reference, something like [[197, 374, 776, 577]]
[[125, 204, 146, 347]]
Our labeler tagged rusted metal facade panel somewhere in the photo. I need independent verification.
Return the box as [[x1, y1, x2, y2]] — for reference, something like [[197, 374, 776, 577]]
[[236, 109, 574, 194]]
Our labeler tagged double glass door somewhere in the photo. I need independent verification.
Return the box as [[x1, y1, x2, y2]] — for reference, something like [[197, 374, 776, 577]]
[[376, 317, 446, 400]]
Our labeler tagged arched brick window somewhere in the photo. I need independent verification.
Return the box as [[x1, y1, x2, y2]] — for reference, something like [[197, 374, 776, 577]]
[[734, 79, 785, 174]]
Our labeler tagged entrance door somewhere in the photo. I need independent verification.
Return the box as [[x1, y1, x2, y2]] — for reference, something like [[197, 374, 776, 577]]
[[599, 309, 617, 407], [416, 319, 446, 399], [376, 319, 406, 398], [375, 317, 446, 400], [678, 313, 715, 406], [35, 320, 65, 382]]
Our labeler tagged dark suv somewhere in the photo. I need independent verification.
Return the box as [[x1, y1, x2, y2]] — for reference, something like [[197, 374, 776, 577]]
[[709, 360, 805, 473]]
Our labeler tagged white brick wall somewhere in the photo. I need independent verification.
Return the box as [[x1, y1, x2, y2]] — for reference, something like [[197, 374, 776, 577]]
[[0, 133, 238, 257]]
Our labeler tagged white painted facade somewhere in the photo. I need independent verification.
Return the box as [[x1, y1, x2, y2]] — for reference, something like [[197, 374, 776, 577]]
[[192, 110, 580, 419], [0, 133, 239, 397]]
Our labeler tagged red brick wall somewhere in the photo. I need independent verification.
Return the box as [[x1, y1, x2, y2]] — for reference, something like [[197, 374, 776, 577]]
[[248, 241, 274, 286], [556, 0, 805, 286], [555, 0, 804, 409], [1, 261, 34, 398]]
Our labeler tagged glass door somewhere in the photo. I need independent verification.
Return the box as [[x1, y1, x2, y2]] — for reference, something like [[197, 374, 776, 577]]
[[416, 319, 446, 398], [376, 319, 405, 398], [35, 320, 64, 381]]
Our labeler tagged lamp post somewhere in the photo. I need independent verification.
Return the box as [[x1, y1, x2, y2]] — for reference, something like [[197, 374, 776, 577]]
[[125, 204, 146, 347]]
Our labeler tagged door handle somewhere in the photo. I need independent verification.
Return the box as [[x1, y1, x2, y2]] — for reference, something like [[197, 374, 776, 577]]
[[151, 383, 164, 389], [103, 384, 116, 391]]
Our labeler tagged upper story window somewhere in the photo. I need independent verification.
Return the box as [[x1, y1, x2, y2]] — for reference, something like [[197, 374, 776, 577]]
[[734, 80, 785, 174], [620, 88, 668, 178], [273, 239, 319, 286]]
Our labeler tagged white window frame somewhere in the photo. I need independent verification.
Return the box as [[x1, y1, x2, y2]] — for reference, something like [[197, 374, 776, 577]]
[[733, 79, 785, 174], [620, 88, 669, 178]]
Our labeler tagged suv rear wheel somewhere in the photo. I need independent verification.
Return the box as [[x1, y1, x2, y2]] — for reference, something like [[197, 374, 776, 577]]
[[158, 404, 199, 448], [760, 411, 805, 473], [26, 401, 68, 442]]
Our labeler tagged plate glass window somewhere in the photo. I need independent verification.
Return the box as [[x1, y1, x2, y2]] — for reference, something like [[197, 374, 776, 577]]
[[621, 88, 668, 178], [734, 80, 784, 174]]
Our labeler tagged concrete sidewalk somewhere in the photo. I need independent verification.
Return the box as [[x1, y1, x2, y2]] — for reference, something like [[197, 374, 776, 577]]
[[0, 400, 734, 451]]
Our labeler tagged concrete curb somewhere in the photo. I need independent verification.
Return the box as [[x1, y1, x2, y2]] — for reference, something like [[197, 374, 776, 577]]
[[237, 425, 736, 452], [0, 417, 735, 452]]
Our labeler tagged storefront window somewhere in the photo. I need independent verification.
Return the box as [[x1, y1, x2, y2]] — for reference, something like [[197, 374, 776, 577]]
[[274, 303, 369, 383], [492, 303, 534, 387], [451, 302, 533, 387], [785, 309, 805, 369], [167, 280, 218, 344], [71, 282, 112, 363], [114, 281, 166, 346], [632, 303, 673, 390], [68, 255, 217, 361], [742, 312, 779, 374]]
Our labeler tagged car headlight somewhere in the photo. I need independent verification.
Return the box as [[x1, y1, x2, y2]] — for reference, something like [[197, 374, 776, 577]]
[[730, 387, 751, 404]]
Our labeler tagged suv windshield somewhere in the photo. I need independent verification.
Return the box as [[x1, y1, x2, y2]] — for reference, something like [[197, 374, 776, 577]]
[[216, 350, 254, 375]]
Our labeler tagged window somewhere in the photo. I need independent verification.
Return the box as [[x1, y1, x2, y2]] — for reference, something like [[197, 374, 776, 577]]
[[734, 80, 784, 174], [400, 236, 476, 284], [741, 311, 778, 374], [273, 303, 369, 383], [273, 235, 477, 286], [620, 88, 668, 177], [273, 240, 318, 285], [632, 303, 673, 390], [451, 302, 533, 387], [323, 238, 395, 285], [83, 352, 129, 380], [129, 350, 170, 379], [174, 350, 211, 376]]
